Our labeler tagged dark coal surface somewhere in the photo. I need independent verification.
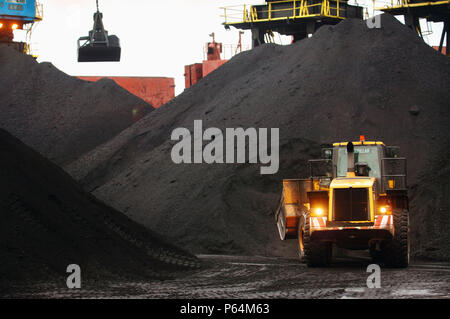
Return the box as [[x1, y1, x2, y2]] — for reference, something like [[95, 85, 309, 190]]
[[68, 15, 450, 259], [0, 129, 199, 290], [0, 45, 153, 166], [410, 147, 450, 260]]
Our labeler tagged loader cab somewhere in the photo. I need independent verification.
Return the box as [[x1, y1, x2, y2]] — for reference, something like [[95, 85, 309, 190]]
[[335, 145, 382, 179], [307, 139, 407, 202], [332, 142, 387, 193], [330, 141, 407, 194]]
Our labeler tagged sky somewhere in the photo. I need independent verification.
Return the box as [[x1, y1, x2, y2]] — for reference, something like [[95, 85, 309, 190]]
[[13, 0, 445, 95]]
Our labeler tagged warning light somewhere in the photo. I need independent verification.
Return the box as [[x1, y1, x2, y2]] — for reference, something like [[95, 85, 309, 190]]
[[388, 180, 396, 189], [360, 135, 366, 142]]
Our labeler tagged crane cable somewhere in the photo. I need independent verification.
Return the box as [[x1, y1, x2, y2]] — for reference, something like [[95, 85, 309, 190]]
[[96, 0, 99, 12]]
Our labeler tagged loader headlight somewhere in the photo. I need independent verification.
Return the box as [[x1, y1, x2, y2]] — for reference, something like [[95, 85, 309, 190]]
[[379, 206, 392, 215], [12, 23, 18, 30], [311, 207, 325, 217], [0, 23, 3, 29]]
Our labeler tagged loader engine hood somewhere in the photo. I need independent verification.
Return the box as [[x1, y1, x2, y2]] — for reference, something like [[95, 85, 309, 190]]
[[329, 177, 376, 223], [330, 177, 376, 189]]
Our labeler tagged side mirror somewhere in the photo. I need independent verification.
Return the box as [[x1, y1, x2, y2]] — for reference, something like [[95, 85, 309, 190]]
[[322, 148, 333, 160], [386, 146, 400, 158]]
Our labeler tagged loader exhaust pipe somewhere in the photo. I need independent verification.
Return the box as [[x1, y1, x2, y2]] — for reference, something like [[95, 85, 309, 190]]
[[347, 142, 355, 177]]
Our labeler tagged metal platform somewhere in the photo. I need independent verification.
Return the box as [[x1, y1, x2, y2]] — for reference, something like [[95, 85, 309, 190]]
[[222, 0, 364, 47]]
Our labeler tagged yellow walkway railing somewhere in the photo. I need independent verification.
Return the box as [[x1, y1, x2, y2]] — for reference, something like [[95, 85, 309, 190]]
[[221, 0, 346, 25], [35, 1, 44, 21], [376, 0, 450, 10]]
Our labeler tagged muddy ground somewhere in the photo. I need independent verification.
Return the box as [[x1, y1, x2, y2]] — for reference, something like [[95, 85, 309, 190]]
[[3, 254, 450, 299]]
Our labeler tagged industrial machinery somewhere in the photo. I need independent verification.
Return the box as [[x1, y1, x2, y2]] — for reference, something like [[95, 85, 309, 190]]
[[222, 0, 364, 47], [0, 0, 43, 54], [379, 0, 450, 56], [185, 33, 229, 89], [276, 137, 410, 267], [77, 0, 121, 62]]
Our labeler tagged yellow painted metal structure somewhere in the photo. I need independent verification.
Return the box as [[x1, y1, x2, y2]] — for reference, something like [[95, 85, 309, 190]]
[[221, 0, 346, 25], [376, 0, 450, 11], [329, 177, 376, 223], [333, 141, 386, 147], [35, 1, 44, 21], [222, 0, 364, 47]]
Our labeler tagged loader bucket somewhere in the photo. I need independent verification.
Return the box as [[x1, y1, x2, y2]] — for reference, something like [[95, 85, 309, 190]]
[[78, 35, 121, 62], [283, 180, 302, 206], [276, 179, 314, 240]]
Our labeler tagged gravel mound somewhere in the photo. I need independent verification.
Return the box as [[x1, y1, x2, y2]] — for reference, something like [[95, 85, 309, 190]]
[[0, 45, 153, 166], [0, 129, 199, 291], [68, 15, 450, 259]]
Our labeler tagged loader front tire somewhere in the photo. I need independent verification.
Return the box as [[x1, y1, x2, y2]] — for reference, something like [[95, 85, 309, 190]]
[[383, 208, 410, 268], [297, 214, 306, 261], [302, 211, 332, 267], [276, 207, 287, 241]]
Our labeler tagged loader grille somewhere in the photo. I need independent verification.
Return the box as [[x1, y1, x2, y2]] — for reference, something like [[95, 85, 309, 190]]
[[333, 188, 369, 222]]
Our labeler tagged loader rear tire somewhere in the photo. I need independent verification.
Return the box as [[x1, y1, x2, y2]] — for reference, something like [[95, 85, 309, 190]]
[[303, 211, 332, 267], [383, 208, 410, 268]]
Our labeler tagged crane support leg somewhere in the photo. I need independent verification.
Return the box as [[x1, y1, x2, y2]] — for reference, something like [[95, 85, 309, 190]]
[[438, 20, 449, 56], [404, 13, 422, 37], [447, 21, 450, 57], [307, 21, 316, 36], [251, 28, 265, 48], [292, 21, 317, 43]]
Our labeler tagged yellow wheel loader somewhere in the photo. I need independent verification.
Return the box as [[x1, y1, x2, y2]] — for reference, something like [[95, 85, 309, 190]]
[[276, 137, 410, 268]]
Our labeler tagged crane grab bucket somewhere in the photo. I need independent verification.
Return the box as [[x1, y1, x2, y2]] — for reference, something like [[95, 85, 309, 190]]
[[77, 8, 121, 62]]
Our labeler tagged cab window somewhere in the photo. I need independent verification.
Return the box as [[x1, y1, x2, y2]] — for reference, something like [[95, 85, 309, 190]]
[[337, 146, 381, 179]]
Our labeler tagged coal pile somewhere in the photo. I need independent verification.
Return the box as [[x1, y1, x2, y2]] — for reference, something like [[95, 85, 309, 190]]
[[68, 15, 450, 259], [409, 147, 450, 260], [0, 129, 199, 292], [0, 45, 153, 166]]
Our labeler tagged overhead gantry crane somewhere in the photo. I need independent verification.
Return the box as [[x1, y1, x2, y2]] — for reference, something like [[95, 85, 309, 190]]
[[222, 0, 364, 47], [0, 0, 43, 56], [378, 0, 449, 56]]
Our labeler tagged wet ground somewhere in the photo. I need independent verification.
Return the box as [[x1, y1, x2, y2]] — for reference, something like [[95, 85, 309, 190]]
[[3, 254, 450, 299]]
